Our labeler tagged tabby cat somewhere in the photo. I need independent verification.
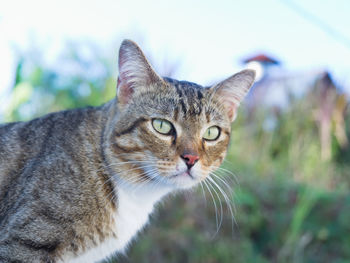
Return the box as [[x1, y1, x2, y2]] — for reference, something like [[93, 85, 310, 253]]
[[0, 40, 255, 262]]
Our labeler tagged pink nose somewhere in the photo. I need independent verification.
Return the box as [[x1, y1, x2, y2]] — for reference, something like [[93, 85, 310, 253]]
[[181, 154, 199, 168]]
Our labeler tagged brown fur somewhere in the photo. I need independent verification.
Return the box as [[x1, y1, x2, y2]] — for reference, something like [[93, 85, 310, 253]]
[[0, 40, 255, 262]]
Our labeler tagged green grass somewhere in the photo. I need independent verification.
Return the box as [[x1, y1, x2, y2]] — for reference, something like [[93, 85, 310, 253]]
[[112, 176, 350, 263]]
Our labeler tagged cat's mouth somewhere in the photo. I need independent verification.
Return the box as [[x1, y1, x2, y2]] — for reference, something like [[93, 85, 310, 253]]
[[165, 169, 202, 189], [168, 166, 196, 179], [172, 170, 194, 179], [142, 163, 202, 189]]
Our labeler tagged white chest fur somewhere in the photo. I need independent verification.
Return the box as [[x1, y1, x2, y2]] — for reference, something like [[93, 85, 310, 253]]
[[65, 182, 171, 263]]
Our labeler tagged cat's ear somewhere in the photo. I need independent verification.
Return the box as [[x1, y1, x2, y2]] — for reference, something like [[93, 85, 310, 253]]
[[213, 69, 255, 122], [117, 39, 163, 105]]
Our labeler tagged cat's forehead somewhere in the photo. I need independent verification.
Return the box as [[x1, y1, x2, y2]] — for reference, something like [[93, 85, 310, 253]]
[[157, 77, 225, 123], [163, 77, 204, 90], [162, 77, 208, 103], [129, 77, 226, 124]]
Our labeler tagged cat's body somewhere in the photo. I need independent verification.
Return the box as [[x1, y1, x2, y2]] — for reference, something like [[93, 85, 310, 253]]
[[0, 106, 115, 262], [0, 40, 255, 262]]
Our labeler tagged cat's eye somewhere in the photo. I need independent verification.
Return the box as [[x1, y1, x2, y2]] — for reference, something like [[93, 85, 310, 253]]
[[152, 119, 173, 135], [203, 126, 220, 141]]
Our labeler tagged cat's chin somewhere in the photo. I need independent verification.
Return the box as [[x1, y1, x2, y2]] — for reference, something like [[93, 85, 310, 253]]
[[165, 172, 203, 190]]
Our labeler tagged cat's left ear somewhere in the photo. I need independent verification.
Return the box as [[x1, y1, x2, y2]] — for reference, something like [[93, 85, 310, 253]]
[[212, 69, 255, 122], [117, 39, 163, 105]]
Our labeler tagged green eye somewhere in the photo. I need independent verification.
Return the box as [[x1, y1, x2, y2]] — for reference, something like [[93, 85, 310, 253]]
[[203, 126, 220, 141], [152, 119, 173, 135]]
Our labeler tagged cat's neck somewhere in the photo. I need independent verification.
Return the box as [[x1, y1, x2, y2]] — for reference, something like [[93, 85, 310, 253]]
[[115, 176, 172, 207], [109, 177, 172, 252]]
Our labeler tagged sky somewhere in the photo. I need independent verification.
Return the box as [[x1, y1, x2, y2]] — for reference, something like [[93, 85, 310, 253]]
[[1, 0, 350, 99]]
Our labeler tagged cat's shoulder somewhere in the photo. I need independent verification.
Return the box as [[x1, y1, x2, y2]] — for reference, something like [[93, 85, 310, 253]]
[[0, 105, 103, 137]]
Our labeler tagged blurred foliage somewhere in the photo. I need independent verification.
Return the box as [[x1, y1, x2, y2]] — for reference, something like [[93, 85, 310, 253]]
[[2, 43, 116, 122], [2, 44, 350, 263]]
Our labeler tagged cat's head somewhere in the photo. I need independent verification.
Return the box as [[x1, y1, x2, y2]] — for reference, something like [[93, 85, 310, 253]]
[[105, 40, 255, 189]]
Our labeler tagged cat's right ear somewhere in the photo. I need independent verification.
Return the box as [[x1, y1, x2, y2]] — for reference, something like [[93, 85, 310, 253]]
[[117, 39, 163, 105]]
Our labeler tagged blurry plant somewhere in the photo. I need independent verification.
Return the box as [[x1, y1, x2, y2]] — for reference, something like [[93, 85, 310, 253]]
[[228, 77, 349, 190], [2, 43, 116, 122]]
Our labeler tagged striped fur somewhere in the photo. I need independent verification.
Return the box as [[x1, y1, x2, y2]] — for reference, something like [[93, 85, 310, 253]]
[[0, 40, 255, 262]]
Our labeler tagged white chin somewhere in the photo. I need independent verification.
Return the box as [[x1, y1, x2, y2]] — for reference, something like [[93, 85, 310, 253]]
[[170, 175, 199, 189]]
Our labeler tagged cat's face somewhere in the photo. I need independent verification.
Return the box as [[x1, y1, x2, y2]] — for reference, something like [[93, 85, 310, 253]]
[[105, 40, 255, 190]]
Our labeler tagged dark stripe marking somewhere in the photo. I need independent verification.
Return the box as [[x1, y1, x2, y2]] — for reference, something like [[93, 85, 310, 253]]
[[115, 117, 147, 137], [12, 236, 60, 252], [205, 111, 210, 123], [175, 85, 183, 98], [197, 89, 203, 100], [173, 107, 179, 122], [180, 99, 187, 114], [223, 130, 230, 136], [112, 141, 142, 153]]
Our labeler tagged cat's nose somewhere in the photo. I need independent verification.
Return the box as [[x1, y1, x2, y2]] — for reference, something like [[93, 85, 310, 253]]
[[181, 154, 199, 169]]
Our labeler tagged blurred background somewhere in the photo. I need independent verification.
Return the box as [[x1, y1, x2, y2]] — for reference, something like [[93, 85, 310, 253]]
[[1, 0, 350, 262]]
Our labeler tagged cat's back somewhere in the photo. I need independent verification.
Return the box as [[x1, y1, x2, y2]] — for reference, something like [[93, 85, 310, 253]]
[[0, 116, 51, 189], [0, 116, 55, 176], [0, 105, 118, 261], [0, 106, 106, 216], [0, 107, 101, 181]]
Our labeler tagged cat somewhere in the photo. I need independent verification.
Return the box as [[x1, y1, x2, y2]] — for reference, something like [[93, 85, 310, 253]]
[[0, 39, 255, 263]]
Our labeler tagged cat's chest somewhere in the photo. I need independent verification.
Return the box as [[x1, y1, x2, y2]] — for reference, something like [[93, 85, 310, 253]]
[[113, 185, 164, 252], [66, 184, 170, 263]]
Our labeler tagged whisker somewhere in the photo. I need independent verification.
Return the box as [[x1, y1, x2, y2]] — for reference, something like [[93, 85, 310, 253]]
[[216, 167, 240, 187], [199, 181, 207, 208], [206, 177, 224, 235], [203, 179, 219, 234], [209, 172, 233, 195], [208, 174, 237, 233]]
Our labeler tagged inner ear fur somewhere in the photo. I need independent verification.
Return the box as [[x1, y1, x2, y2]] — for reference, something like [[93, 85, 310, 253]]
[[117, 39, 164, 105], [213, 69, 255, 122]]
